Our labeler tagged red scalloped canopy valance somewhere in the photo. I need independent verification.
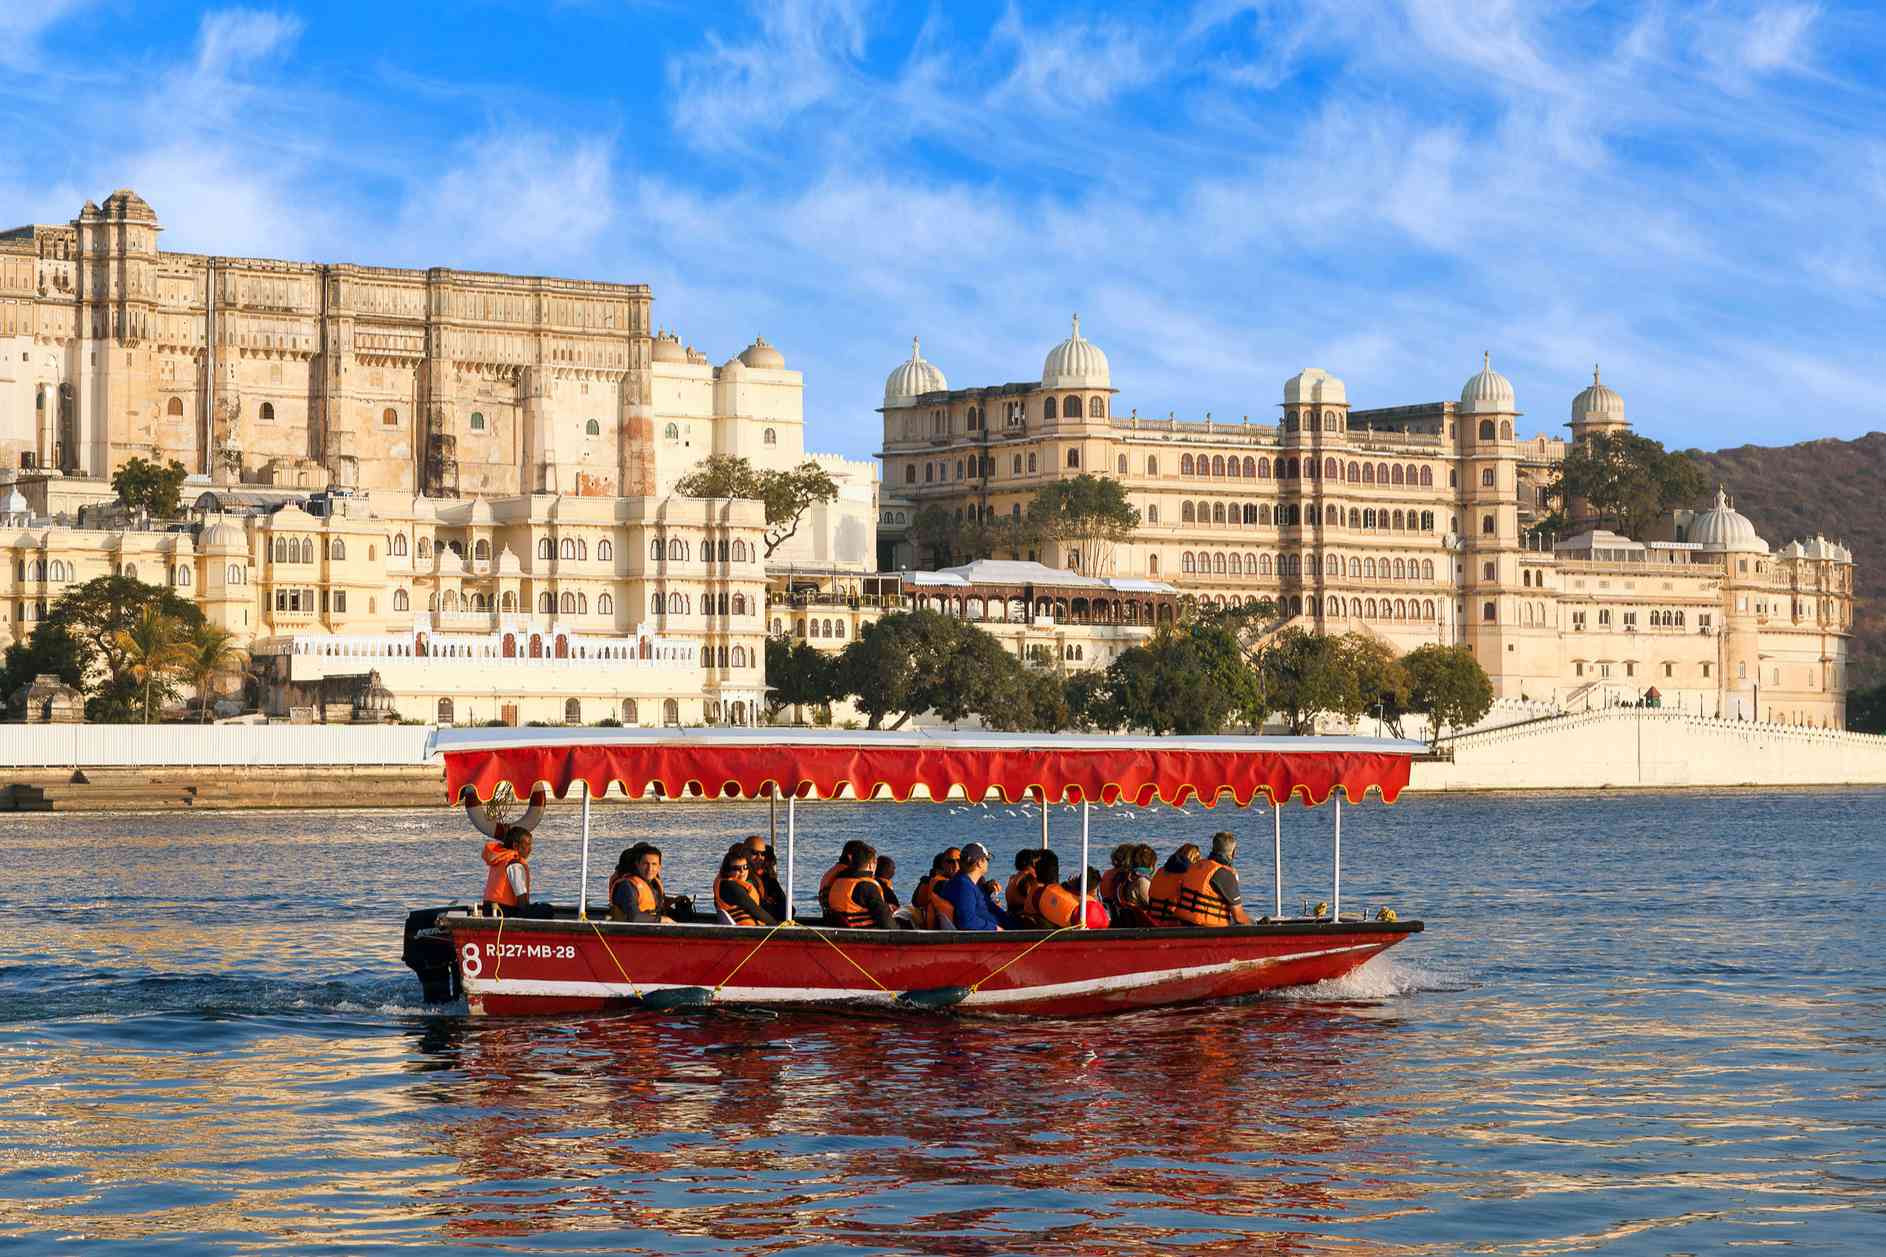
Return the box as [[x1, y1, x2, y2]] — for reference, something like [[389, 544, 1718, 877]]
[[443, 742, 1411, 808]]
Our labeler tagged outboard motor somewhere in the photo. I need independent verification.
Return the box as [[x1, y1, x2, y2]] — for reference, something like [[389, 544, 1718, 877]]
[[402, 907, 463, 1003]]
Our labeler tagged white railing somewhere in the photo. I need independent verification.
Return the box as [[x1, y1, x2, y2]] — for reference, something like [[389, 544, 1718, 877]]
[[0, 724, 434, 768]]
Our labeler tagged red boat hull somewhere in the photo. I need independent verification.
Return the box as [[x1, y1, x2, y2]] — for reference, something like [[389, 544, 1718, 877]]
[[443, 915, 1421, 1017]]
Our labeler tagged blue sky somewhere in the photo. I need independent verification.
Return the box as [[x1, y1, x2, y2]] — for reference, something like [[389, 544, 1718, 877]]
[[4, 1, 1882, 461]]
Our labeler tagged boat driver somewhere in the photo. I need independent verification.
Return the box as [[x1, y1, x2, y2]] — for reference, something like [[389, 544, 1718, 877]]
[[481, 824, 533, 917]]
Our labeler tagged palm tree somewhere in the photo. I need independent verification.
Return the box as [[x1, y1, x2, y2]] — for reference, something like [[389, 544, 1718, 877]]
[[179, 624, 250, 723], [113, 608, 188, 724]]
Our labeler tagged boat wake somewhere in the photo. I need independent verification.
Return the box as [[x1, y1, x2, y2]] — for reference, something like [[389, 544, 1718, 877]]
[[1273, 953, 1471, 1003], [0, 966, 450, 1026]]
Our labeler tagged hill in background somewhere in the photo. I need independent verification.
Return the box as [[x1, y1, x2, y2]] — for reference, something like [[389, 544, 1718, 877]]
[[1686, 432, 1886, 685]]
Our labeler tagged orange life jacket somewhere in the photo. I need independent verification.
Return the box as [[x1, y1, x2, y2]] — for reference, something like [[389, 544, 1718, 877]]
[[1174, 858, 1237, 927], [1005, 869, 1039, 915], [818, 862, 844, 911], [1147, 865, 1187, 926], [875, 876, 899, 908], [482, 841, 528, 908], [914, 873, 956, 929], [1098, 867, 1123, 906], [714, 876, 761, 925], [826, 874, 876, 928], [1028, 882, 1080, 929], [607, 871, 658, 920]]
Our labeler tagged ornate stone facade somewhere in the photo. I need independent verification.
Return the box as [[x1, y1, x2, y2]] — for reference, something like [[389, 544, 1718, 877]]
[[878, 325, 1857, 727]]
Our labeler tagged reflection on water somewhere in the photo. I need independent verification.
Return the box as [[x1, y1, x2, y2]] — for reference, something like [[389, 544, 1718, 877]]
[[1, 792, 1882, 1253]]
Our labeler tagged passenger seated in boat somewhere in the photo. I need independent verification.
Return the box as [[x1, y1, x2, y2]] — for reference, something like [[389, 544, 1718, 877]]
[[1174, 832, 1251, 928], [824, 844, 894, 929], [1098, 844, 1133, 914], [939, 842, 1007, 931], [874, 855, 901, 909], [819, 839, 868, 916], [911, 851, 959, 929], [1073, 866, 1111, 929], [481, 825, 533, 917], [714, 843, 779, 926], [1147, 843, 1200, 926], [1022, 851, 1080, 928], [1112, 844, 1158, 927], [742, 835, 787, 921], [609, 843, 671, 923], [1005, 849, 1041, 916]]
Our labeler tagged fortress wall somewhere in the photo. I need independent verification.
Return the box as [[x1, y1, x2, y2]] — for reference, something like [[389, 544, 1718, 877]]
[[1411, 708, 1886, 790]]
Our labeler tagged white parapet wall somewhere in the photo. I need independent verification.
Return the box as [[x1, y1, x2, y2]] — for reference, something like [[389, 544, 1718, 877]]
[[0, 724, 434, 768], [1412, 709, 1886, 791]]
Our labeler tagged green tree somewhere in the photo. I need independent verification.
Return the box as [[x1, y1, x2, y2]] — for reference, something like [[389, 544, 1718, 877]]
[[110, 456, 189, 519], [764, 634, 839, 721], [178, 623, 250, 722], [909, 505, 973, 568], [831, 610, 1023, 729], [1550, 431, 1709, 540], [1403, 643, 1495, 747], [1346, 634, 1413, 736], [984, 665, 1078, 733], [675, 455, 840, 557], [1025, 474, 1139, 575], [1089, 618, 1266, 734], [0, 620, 85, 708], [1258, 628, 1361, 735], [1845, 680, 1886, 735], [35, 575, 205, 721], [114, 607, 190, 723]]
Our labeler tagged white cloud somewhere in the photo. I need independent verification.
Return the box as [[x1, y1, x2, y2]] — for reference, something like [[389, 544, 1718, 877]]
[[195, 8, 304, 77], [396, 131, 618, 271], [0, 0, 90, 68], [665, 0, 872, 153]]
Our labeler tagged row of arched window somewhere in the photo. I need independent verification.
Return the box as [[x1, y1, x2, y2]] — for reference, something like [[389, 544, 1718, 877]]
[[1183, 592, 1441, 621], [806, 618, 848, 640], [648, 538, 752, 563], [1041, 395, 1104, 420], [700, 645, 752, 669], [1176, 453, 1438, 486], [272, 537, 319, 564], [1180, 551, 1440, 581], [1173, 501, 1439, 532], [1648, 609, 1687, 627], [536, 538, 615, 561], [17, 559, 71, 581]]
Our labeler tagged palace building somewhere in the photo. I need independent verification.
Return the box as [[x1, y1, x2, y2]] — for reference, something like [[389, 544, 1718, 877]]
[[876, 321, 1856, 727], [0, 190, 876, 724]]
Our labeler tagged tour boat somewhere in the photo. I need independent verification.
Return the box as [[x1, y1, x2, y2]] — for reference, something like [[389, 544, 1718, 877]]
[[403, 728, 1425, 1017]]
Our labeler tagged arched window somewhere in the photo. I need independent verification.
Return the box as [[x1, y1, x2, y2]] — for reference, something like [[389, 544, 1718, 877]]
[[1148, 456, 1160, 476], [597, 540, 613, 562], [1260, 504, 1273, 525], [1483, 601, 1497, 622], [394, 589, 409, 611], [1043, 396, 1058, 420], [1229, 553, 1243, 575], [1286, 458, 1300, 479], [565, 698, 582, 724], [272, 538, 285, 563], [1182, 552, 1197, 574], [1392, 510, 1405, 530], [1213, 553, 1227, 574], [669, 592, 686, 613], [1212, 456, 1225, 477], [1064, 448, 1080, 469], [1242, 457, 1256, 477], [1482, 514, 1496, 535], [1327, 554, 1341, 576], [733, 540, 748, 562], [1324, 457, 1337, 479], [226, 563, 241, 584], [555, 591, 571, 614], [1349, 557, 1361, 577], [1227, 458, 1242, 479], [1419, 466, 1433, 487], [1182, 502, 1195, 524], [1259, 554, 1273, 575], [585, 419, 601, 436], [329, 539, 346, 561], [383, 407, 398, 427], [437, 698, 454, 724], [1479, 419, 1496, 440], [258, 401, 275, 423], [1212, 503, 1226, 525], [1421, 511, 1435, 531], [1063, 395, 1082, 418], [649, 592, 663, 615], [1257, 458, 1271, 478], [1027, 453, 1037, 474], [556, 538, 572, 560], [418, 537, 432, 560], [1422, 560, 1435, 580], [1148, 555, 1159, 575], [669, 539, 686, 560], [1118, 454, 1128, 474], [298, 538, 313, 563], [172, 565, 189, 587], [663, 699, 680, 725], [166, 396, 184, 417], [1147, 505, 1160, 524], [1181, 454, 1195, 476], [1500, 420, 1512, 440], [664, 423, 679, 439]]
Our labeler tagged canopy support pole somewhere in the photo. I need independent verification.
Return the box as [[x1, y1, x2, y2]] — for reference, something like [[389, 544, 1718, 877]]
[[1331, 794, 1342, 923], [769, 786, 776, 848], [1079, 799, 1090, 929], [577, 780, 592, 921], [1040, 786, 1049, 850], [785, 792, 797, 923], [1272, 797, 1283, 920]]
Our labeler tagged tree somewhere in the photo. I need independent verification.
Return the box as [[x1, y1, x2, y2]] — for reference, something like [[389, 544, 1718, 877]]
[[764, 634, 838, 721], [36, 576, 205, 722], [1088, 618, 1266, 735], [1025, 474, 1139, 575], [1850, 681, 1886, 735], [0, 620, 84, 708], [111, 456, 189, 519], [1345, 634, 1413, 736], [1403, 644, 1495, 747], [1258, 628, 1361, 735], [831, 610, 1024, 729], [1550, 431, 1709, 540], [674, 455, 840, 557], [178, 623, 249, 722], [114, 607, 190, 723]]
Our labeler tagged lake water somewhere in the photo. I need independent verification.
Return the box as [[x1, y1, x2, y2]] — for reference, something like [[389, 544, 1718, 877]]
[[2, 790, 1882, 1254]]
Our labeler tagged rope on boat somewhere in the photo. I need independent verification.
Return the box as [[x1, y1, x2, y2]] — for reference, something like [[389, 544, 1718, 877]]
[[966, 925, 1082, 995], [490, 911, 507, 984], [586, 917, 644, 1000], [711, 917, 799, 999], [798, 921, 896, 998]]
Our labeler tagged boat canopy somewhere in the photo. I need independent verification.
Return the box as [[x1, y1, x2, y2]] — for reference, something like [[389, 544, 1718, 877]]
[[431, 728, 1422, 808]]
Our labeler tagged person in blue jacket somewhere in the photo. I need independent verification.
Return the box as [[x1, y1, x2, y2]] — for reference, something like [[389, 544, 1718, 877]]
[[939, 842, 1009, 931]]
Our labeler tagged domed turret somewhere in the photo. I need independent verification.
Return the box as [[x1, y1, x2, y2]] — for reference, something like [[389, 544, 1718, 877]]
[[1284, 368, 1346, 406], [1459, 352, 1516, 414], [1041, 314, 1110, 390], [883, 337, 947, 407], [739, 336, 785, 369], [1690, 486, 1769, 555], [651, 329, 687, 364], [199, 517, 245, 551], [1571, 364, 1625, 427]]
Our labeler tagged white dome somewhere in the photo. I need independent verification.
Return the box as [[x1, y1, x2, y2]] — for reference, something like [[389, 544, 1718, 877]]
[[1460, 352, 1516, 414], [883, 336, 947, 407], [1690, 486, 1769, 554], [1284, 368, 1346, 406], [739, 336, 785, 369], [1041, 314, 1110, 390], [1, 485, 29, 518], [651, 329, 687, 364], [1571, 364, 1624, 423], [199, 519, 245, 550]]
